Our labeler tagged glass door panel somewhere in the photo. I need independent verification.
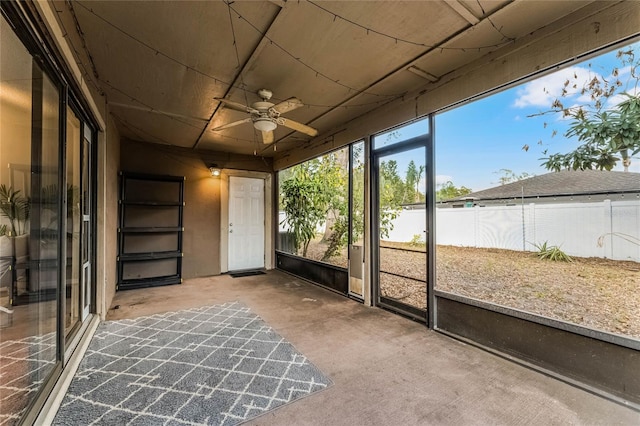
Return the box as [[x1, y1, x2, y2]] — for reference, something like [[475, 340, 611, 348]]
[[0, 18, 62, 421], [375, 146, 427, 318], [65, 106, 81, 338]]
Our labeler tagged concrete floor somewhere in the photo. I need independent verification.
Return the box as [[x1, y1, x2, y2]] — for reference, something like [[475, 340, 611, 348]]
[[106, 270, 640, 425]]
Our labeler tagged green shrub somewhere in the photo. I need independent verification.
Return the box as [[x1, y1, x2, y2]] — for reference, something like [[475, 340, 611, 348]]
[[533, 241, 572, 262], [408, 234, 425, 247]]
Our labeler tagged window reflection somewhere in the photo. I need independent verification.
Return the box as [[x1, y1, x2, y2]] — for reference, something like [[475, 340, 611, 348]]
[[0, 15, 59, 423]]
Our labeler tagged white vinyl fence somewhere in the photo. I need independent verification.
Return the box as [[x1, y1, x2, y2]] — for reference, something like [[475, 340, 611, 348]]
[[387, 200, 640, 262], [279, 200, 640, 262]]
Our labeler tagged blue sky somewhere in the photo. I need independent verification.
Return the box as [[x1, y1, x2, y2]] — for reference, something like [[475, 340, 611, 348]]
[[388, 40, 640, 193]]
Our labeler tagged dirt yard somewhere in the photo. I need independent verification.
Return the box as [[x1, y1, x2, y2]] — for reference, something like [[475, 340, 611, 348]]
[[302, 239, 640, 339]]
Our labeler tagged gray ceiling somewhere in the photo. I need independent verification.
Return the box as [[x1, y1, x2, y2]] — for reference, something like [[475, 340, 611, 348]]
[[52, 0, 599, 157]]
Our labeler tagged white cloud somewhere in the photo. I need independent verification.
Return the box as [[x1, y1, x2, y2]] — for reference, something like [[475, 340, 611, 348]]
[[513, 66, 601, 108], [609, 65, 632, 82], [615, 158, 640, 173], [605, 89, 640, 109], [606, 93, 629, 109], [418, 177, 427, 193]]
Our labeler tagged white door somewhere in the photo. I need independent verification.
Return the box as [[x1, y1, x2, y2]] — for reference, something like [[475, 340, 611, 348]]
[[228, 176, 265, 271]]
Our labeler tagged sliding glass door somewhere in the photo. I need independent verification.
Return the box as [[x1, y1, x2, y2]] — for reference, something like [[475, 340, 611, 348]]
[[1, 7, 97, 422]]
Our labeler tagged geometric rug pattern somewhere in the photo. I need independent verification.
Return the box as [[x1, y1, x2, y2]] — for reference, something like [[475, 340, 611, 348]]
[[53, 302, 331, 425], [0, 332, 57, 426]]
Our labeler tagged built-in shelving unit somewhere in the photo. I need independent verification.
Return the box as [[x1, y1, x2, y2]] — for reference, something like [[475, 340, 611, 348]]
[[117, 172, 185, 290]]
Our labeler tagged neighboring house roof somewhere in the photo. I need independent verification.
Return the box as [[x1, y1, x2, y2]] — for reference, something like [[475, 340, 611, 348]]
[[448, 170, 640, 202]]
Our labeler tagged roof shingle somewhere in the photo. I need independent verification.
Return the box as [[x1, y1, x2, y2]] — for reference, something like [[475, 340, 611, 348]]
[[450, 170, 640, 201]]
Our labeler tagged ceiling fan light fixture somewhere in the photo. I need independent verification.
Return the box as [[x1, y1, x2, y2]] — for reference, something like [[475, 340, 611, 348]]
[[253, 118, 277, 132]]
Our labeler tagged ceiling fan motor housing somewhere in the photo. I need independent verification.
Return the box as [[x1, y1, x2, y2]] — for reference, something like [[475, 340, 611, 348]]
[[252, 101, 275, 112]]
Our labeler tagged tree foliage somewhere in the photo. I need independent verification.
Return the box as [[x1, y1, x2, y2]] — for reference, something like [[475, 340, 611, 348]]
[[436, 181, 472, 202], [378, 160, 403, 239], [280, 146, 413, 261], [319, 149, 350, 261], [280, 149, 351, 259], [280, 156, 341, 257], [534, 47, 640, 172], [493, 169, 532, 186], [404, 160, 426, 203]]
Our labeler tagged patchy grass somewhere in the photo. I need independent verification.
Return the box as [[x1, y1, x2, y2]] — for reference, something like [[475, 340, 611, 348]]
[[302, 240, 640, 339], [441, 246, 638, 339]]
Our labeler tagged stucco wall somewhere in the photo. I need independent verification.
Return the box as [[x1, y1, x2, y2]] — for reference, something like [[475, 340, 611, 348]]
[[119, 139, 273, 279], [98, 115, 120, 315]]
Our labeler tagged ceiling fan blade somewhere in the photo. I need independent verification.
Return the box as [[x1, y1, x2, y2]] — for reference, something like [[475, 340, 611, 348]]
[[211, 117, 252, 131], [279, 118, 318, 137], [215, 98, 258, 114], [261, 130, 274, 144], [273, 97, 303, 114]]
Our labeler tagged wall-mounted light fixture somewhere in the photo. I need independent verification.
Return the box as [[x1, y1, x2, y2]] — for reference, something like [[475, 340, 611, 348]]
[[208, 165, 221, 177]]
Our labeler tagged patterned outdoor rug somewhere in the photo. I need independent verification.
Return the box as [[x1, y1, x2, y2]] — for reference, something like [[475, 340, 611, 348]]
[[0, 333, 56, 425], [53, 302, 331, 425]]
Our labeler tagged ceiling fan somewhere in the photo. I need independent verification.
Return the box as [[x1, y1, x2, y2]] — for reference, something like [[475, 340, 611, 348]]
[[212, 89, 318, 144]]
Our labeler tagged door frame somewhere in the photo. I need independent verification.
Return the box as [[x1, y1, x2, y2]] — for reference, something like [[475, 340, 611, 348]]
[[371, 134, 431, 322], [81, 122, 93, 320], [220, 169, 273, 273]]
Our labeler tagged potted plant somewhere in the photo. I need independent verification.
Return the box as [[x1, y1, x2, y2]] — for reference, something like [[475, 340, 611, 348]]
[[0, 184, 30, 298], [0, 184, 30, 237]]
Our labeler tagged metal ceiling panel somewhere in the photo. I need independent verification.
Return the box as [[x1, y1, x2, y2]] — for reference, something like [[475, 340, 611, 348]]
[[50, 0, 608, 158], [111, 106, 204, 148]]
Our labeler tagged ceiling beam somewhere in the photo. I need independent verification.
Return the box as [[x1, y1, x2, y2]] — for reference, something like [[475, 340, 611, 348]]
[[444, 0, 480, 25], [407, 66, 440, 82], [267, 0, 514, 156], [109, 102, 209, 122], [192, 3, 289, 150], [277, 0, 629, 169]]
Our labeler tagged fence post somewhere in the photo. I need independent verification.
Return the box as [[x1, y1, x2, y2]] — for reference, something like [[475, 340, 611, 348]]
[[474, 205, 479, 248], [603, 199, 613, 259], [527, 203, 536, 252]]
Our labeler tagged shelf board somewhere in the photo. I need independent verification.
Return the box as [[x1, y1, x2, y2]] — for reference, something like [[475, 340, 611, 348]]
[[119, 227, 183, 233], [119, 171, 185, 182], [117, 275, 182, 290], [121, 201, 183, 206], [118, 251, 182, 261]]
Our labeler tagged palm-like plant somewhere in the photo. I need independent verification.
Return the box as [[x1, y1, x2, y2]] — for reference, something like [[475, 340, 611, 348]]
[[0, 184, 30, 236], [533, 241, 572, 262]]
